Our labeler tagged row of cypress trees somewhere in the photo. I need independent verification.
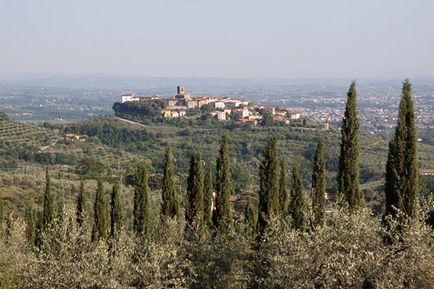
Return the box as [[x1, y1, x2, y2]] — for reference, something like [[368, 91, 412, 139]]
[[35, 134, 326, 243], [34, 79, 419, 244], [257, 134, 325, 238], [336, 79, 419, 220]]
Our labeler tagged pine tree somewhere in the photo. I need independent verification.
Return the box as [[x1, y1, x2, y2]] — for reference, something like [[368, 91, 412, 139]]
[[186, 153, 205, 232], [92, 176, 108, 241], [213, 134, 233, 233], [42, 168, 54, 231], [133, 162, 150, 236], [110, 182, 123, 238], [258, 135, 280, 237], [337, 81, 362, 210], [203, 165, 213, 227], [278, 157, 289, 217], [76, 181, 86, 227], [385, 79, 419, 218], [161, 146, 180, 219], [312, 140, 326, 226], [289, 164, 308, 231]]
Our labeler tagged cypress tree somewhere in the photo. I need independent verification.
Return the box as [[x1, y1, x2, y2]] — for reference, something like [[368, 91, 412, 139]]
[[110, 182, 123, 238], [289, 164, 308, 231], [92, 176, 108, 241], [76, 181, 86, 227], [133, 162, 150, 236], [186, 153, 204, 231], [385, 79, 418, 218], [337, 81, 362, 210], [57, 195, 65, 226], [25, 205, 36, 245], [278, 157, 289, 217], [244, 202, 258, 238], [161, 146, 180, 219], [42, 168, 54, 231], [312, 140, 326, 227], [0, 190, 3, 230], [258, 135, 280, 237], [213, 134, 233, 233], [203, 165, 213, 227]]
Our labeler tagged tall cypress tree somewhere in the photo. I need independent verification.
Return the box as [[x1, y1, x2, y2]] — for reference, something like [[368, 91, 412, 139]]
[[92, 176, 108, 241], [133, 162, 150, 236], [186, 153, 205, 232], [25, 205, 36, 245], [244, 202, 258, 238], [0, 190, 3, 230], [258, 135, 280, 237], [312, 140, 326, 227], [76, 181, 86, 227], [161, 146, 180, 219], [278, 157, 289, 217], [385, 79, 418, 218], [203, 165, 213, 227], [337, 81, 361, 210], [289, 164, 308, 231], [57, 195, 65, 226], [110, 182, 123, 238], [213, 134, 233, 233], [42, 168, 54, 231]]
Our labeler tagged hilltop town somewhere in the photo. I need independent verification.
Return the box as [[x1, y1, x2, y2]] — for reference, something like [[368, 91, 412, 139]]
[[116, 85, 302, 125]]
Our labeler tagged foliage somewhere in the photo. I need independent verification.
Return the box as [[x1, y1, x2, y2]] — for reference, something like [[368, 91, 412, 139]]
[[185, 233, 252, 289], [244, 202, 258, 238], [161, 146, 180, 219], [213, 134, 233, 233], [258, 135, 279, 238], [262, 206, 434, 289], [288, 164, 309, 231], [278, 156, 289, 217], [92, 176, 108, 241], [110, 182, 123, 238], [1, 185, 434, 289], [259, 109, 273, 126], [76, 181, 86, 226], [337, 81, 362, 210], [186, 153, 205, 233], [112, 100, 166, 118], [76, 156, 107, 177], [385, 80, 419, 218], [0, 190, 3, 230], [312, 140, 326, 226], [203, 165, 213, 227], [133, 162, 150, 236], [41, 168, 54, 231], [419, 175, 434, 197]]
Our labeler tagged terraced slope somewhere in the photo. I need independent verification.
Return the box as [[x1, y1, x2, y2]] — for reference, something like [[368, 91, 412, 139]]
[[0, 119, 59, 148]]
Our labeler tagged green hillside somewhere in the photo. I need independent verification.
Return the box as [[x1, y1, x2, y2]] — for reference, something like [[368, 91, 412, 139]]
[[1, 115, 433, 217], [0, 119, 57, 146]]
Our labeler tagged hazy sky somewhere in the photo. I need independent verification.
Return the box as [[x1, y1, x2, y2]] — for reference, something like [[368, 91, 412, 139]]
[[1, 0, 434, 78]]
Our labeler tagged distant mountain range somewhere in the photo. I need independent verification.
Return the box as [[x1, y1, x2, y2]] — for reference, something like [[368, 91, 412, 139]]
[[2, 74, 434, 91]]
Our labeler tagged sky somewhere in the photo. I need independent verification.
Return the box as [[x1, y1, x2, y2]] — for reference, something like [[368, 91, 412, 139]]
[[1, 0, 434, 79]]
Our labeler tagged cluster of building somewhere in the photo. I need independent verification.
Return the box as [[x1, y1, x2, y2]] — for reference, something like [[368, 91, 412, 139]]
[[120, 86, 301, 124]]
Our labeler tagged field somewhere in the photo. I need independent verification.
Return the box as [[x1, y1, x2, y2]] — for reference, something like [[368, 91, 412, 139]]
[[0, 119, 58, 147]]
